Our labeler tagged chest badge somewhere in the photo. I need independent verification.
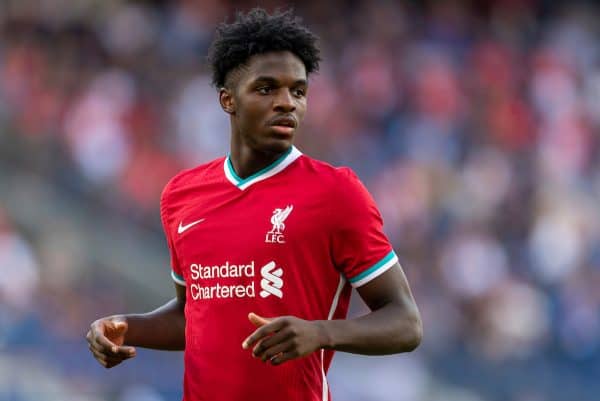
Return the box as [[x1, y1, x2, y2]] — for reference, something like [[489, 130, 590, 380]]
[[265, 205, 293, 244]]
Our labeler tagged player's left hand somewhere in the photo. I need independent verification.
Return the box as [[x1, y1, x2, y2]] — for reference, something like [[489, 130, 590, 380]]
[[242, 313, 327, 366]]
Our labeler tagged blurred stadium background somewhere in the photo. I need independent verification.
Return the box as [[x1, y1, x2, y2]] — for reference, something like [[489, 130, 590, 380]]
[[2, 0, 600, 400]]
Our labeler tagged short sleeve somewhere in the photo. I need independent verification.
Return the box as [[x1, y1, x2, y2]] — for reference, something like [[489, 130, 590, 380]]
[[330, 168, 398, 287], [160, 178, 185, 286]]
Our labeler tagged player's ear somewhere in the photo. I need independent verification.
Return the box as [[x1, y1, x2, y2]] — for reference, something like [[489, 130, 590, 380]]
[[219, 87, 235, 115]]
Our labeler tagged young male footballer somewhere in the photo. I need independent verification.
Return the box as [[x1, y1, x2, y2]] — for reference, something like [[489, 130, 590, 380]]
[[86, 8, 422, 401]]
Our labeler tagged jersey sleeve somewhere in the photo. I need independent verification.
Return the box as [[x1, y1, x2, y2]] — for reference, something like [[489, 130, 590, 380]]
[[330, 168, 398, 287], [160, 178, 185, 286]]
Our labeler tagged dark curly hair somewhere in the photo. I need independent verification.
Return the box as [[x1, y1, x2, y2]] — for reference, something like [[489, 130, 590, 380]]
[[208, 8, 321, 88]]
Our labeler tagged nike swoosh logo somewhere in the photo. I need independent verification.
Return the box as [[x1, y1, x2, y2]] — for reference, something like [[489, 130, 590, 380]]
[[178, 218, 205, 234]]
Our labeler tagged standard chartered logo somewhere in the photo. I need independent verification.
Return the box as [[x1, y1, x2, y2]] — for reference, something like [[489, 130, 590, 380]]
[[260, 261, 283, 298], [188, 260, 284, 300]]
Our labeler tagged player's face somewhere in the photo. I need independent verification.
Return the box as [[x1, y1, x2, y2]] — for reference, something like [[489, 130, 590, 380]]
[[225, 51, 308, 154]]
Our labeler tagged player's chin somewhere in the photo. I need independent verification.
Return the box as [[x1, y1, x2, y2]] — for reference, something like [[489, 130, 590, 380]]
[[262, 134, 295, 154]]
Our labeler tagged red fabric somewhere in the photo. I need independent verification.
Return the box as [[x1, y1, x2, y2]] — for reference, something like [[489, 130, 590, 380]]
[[159, 152, 394, 401]]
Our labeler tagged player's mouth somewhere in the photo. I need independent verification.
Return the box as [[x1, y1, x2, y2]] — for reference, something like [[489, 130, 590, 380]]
[[269, 115, 297, 135]]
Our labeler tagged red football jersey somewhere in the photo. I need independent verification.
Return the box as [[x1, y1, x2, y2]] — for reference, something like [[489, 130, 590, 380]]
[[160, 146, 398, 401]]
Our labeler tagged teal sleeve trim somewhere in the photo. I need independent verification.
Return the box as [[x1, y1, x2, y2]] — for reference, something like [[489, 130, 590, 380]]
[[349, 250, 397, 284], [171, 270, 186, 285]]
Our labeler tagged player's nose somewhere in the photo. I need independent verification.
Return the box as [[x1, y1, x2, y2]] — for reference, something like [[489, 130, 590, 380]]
[[273, 89, 296, 112]]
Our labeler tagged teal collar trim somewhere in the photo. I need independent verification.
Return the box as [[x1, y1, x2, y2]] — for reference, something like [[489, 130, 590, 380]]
[[223, 146, 302, 190]]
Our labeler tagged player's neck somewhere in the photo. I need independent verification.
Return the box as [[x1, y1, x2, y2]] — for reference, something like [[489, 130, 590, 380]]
[[228, 145, 287, 179]]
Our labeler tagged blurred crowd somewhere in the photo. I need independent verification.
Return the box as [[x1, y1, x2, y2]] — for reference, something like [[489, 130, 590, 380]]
[[2, 1, 600, 400]]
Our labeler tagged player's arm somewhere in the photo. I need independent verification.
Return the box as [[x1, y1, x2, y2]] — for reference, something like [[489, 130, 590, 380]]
[[319, 261, 421, 354], [243, 262, 422, 364], [86, 283, 186, 368]]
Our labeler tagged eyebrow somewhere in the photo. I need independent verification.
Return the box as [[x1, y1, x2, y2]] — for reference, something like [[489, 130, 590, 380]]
[[253, 76, 308, 86]]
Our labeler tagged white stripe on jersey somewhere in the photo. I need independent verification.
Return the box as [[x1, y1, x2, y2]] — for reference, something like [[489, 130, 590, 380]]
[[321, 273, 346, 401]]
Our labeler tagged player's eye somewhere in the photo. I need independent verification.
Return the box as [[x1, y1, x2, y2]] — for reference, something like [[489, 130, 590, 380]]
[[292, 88, 306, 97], [257, 86, 273, 95]]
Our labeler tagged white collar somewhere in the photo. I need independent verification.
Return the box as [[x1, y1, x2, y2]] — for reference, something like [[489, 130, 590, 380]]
[[223, 146, 302, 190]]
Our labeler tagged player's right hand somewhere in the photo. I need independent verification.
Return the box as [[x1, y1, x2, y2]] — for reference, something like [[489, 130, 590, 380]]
[[86, 316, 136, 369]]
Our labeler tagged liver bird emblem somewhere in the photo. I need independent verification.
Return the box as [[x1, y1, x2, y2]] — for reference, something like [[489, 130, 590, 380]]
[[269, 205, 294, 234]]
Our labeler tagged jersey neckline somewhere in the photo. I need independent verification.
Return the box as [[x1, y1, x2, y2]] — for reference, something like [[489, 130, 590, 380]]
[[223, 146, 302, 190]]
